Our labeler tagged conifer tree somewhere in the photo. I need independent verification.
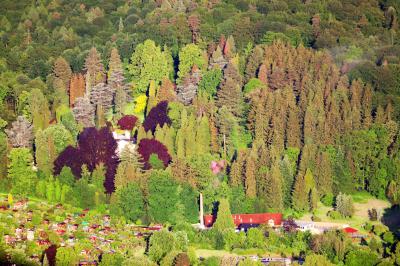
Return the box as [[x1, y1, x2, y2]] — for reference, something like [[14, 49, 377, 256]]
[[195, 115, 211, 155], [264, 162, 283, 211], [244, 45, 264, 83], [29, 88, 50, 132], [315, 151, 332, 196], [245, 149, 257, 198], [213, 198, 235, 232], [84, 47, 105, 92], [292, 168, 315, 212], [5, 116, 33, 148], [157, 78, 176, 102], [216, 62, 243, 118], [72, 97, 95, 128], [69, 73, 85, 107], [53, 57, 72, 91], [90, 82, 114, 113], [229, 150, 246, 187]]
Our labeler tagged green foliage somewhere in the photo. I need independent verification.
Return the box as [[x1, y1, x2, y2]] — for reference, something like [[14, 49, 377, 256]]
[[56, 246, 79, 266], [345, 249, 379, 266], [335, 192, 354, 218], [148, 229, 176, 263], [213, 198, 235, 232], [149, 153, 165, 170], [198, 69, 222, 97], [243, 78, 267, 94], [99, 253, 124, 266], [304, 254, 334, 266], [148, 170, 180, 224], [7, 148, 37, 196], [177, 44, 206, 83], [116, 182, 145, 222], [128, 40, 173, 93]]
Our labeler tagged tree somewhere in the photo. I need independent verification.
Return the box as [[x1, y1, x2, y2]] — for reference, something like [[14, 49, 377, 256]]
[[116, 182, 145, 222], [198, 69, 222, 97], [28, 88, 50, 132], [128, 40, 173, 93], [53, 57, 72, 91], [148, 171, 180, 223], [56, 247, 79, 266], [143, 101, 171, 133], [213, 198, 235, 232], [69, 73, 85, 107], [244, 151, 257, 198], [89, 82, 114, 112], [195, 115, 211, 155], [264, 162, 283, 211], [7, 148, 37, 196], [72, 97, 95, 128], [292, 168, 315, 212], [176, 67, 201, 105], [216, 63, 243, 118], [177, 44, 206, 84], [114, 144, 143, 189], [5, 116, 33, 148], [117, 115, 138, 131], [138, 138, 171, 170], [335, 192, 354, 217], [188, 14, 200, 43], [84, 47, 105, 91], [54, 127, 118, 193], [303, 254, 334, 266], [345, 250, 378, 266], [148, 230, 176, 263], [99, 253, 124, 266], [35, 125, 73, 175]]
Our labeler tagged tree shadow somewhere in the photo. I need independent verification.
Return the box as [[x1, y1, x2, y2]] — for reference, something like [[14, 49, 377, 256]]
[[381, 204, 400, 237]]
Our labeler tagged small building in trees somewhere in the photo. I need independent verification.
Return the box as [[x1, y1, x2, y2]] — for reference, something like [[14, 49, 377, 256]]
[[112, 130, 134, 156], [203, 213, 283, 229]]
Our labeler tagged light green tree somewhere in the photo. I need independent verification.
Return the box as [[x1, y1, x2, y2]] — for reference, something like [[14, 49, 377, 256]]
[[177, 43, 206, 84], [213, 198, 235, 232], [128, 40, 173, 93], [7, 148, 37, 196]]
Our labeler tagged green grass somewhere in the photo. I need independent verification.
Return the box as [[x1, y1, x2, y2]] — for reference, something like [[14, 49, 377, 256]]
[[351, 191, 373, 203]]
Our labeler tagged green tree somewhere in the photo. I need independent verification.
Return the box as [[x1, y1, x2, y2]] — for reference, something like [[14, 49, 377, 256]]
[[56, 246, 79, 266], [213, 198, 235, 232], [198, 69, 222, 97], [128, 40, 173, 93], [177, 43, 206, 84], [195, 115, 211, 155], [116, 182, 145, 222], [148, 171, 180, 223], [57, 166, 75, 187], [345, 249, 379, 266], [336, 192, 354, 217], [303, 254, 334, 266], [99, 253, 124, 266], [148, 229, 176, 264], [7, 148, 37, 196], [28, 88, 50, 132]]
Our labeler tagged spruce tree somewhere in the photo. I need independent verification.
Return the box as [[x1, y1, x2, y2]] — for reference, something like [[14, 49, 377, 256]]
[[213, 198, 235, 232], [264, 162, 283, 211], [245, 150, 257, 198], [84, 47, 105, 92], [195, 115, 211, 155], [53, 57, 72, 91], [72, 97, 95, 128]]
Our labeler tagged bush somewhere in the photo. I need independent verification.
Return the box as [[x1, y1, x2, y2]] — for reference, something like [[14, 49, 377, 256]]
[[311, 215, 322, 222], [201, 256, 220, 266], [364, 222, 373, 232], [368, 208, 378, 221], [321, 193, 334, 207], [327, 210, 342, 220], [373, 224, 389, 236]]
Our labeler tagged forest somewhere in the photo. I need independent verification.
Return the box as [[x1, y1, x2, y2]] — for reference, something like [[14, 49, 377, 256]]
[[0, 0, 400, 265]]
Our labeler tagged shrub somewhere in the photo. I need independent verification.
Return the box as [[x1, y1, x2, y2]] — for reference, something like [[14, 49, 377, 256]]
[[321, 193, 334, 207], [117, 115, 138, 130], [373, 224, 389, 236], [327, 210, 342, 220], [368, 208, 378, 221]]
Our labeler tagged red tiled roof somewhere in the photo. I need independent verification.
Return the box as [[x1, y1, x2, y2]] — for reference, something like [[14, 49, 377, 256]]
[[204, 213, 283, 227], [343, 227, 358, 233]]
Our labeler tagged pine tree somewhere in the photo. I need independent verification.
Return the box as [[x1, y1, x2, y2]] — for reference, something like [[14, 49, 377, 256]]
[[213, 198, 235, 232], [84, 47, 105, 92], [118, 17, 124, 32], [229, 150, 246, 187], [244, 45, 264, 83], [264, 162, 283, 211], [216, 62, 243, 118], [156, 78, 176, 102], [90, 82, 114, 112], [53, 57, 72, 91], [208, 46, 228, 70], [5, 116, 33, 148], [29, 89, 50, 132], [72, 97, 95, 128], [292, 168, 314, 212], [69, 73, 85, 107], [315, 151, 332, 196], [195, 115, 211, 155], [177, 67, 201, 105], [245, 150, 257, 198]]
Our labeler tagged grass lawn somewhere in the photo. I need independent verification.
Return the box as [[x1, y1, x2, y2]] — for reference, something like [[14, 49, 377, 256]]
[[195, 249, 233, 258], [300, 193, 390, 234]]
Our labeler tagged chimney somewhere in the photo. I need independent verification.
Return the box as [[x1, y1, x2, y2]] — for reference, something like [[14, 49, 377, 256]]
[[199, 192, 204, 229]]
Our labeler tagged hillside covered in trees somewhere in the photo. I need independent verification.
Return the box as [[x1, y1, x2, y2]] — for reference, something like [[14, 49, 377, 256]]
[[0, 0, 400, 265]]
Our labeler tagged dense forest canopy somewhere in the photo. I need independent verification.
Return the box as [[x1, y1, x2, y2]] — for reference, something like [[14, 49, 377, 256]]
[[1, 0, 400, 265]]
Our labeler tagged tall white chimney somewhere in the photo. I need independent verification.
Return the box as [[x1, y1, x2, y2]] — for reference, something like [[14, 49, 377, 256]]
[[199, 192, 204, 229]]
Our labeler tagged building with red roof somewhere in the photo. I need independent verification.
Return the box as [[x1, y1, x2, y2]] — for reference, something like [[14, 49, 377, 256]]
[[204, 213, 283, 228]]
